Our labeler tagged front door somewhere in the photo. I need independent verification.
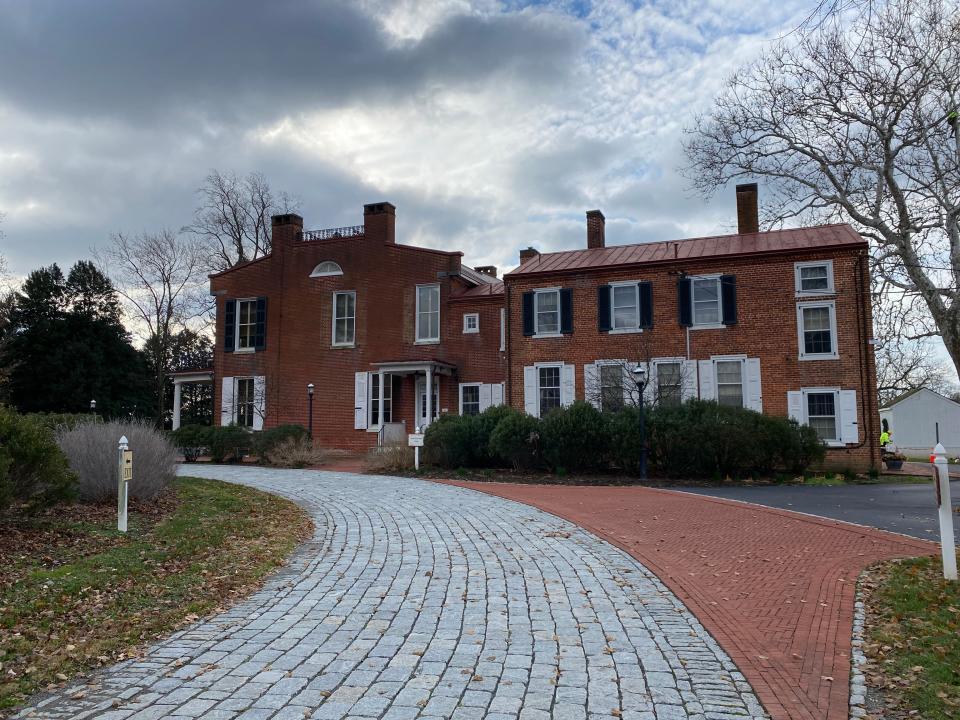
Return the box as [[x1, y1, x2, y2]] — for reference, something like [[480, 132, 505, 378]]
[[415, 376, 440, 430]]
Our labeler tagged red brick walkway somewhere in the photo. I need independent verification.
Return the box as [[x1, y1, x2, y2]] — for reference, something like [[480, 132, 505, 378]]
[[447, 482, 936, 720]]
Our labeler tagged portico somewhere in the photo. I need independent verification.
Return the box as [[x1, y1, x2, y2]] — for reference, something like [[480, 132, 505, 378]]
[[170, 368, 214, 430], [371, 360, 456, 432]]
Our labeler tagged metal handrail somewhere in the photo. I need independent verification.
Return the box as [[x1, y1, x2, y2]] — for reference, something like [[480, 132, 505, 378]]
[[299, 225, 365, 241]]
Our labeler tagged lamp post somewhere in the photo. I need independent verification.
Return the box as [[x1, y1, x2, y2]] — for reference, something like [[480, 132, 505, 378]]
[[89, 399, 97, 417], [307, 383, 315, 440], [631, 365, 648, 480]]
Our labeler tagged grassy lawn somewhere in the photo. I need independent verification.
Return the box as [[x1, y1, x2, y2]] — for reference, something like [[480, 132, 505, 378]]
[[863, 555, 960, 719], [0, 477, 313, 715]]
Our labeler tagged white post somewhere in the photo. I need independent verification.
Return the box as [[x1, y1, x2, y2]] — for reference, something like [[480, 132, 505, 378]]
[[377, 370, 385, 430], [117, 435, 129, 533], [414, 425, 421, 472], [933, 443, 957, 581], [425, 366, 433, 428], [172, 380, 182, 431]]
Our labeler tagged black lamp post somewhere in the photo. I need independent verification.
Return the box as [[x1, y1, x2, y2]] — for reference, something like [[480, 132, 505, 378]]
[[89, 399, 97, 417], [307, 383, 315, 439], [631, 366, 648, 479]]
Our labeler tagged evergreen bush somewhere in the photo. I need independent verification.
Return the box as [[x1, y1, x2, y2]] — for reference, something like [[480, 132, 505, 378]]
[[0, 406, 76, 511], [488, 408, 541, 470], [206, 425, 251, 463], [423, 414, 480, 468], [253, 424, 309, 459], [169, 424, 212, 462], [539, 401, 608, 472]]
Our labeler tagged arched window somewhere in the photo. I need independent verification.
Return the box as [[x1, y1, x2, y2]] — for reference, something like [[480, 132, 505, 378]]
[[310, 261, 343, 277]]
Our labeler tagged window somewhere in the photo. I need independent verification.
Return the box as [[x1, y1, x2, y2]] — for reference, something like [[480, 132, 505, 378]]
[[538, 366, 562, 415], [692, 277, 721, 326], [715, 360, 743, 407], [235, 378, 255, 428], [236, 299, 256, 351], [332, 291, 356, 346], [806, 391, 838, 442], [499, 308, 505, 351], [416, 284, 440, 342], [461, 385, 481, 416], [369, 373, 393, 426], [656, 362, 682, 406], [798, 301, 838, 359], [611, 284, 639, 331], [795, 260, 834, 295], [535, 289, 560, 335], [463, 313, 479, 334], [310, 261, 343, 278], [600, 365, 625, 412]]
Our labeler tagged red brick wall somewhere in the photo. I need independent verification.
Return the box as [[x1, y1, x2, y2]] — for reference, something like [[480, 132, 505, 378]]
[[503, 248, 880, 471]]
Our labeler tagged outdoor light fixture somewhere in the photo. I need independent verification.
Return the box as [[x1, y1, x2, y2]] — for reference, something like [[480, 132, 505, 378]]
[[90, 399, 97, 413], [307, 383, 315, 440], [631, 365, 648, 480]]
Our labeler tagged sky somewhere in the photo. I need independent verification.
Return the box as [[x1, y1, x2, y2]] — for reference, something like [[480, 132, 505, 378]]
[[0, 0, 816, 280]]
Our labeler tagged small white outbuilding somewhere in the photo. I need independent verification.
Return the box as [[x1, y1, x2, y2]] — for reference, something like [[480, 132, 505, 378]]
[[879, 388, 960, 456]]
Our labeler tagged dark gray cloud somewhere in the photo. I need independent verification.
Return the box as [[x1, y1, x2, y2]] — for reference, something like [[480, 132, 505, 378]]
[[0, 0, 582, 125]]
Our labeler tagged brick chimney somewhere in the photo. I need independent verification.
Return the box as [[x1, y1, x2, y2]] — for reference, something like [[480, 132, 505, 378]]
[[271, 213, 304, 252], [736, 183, 759, 234], [586, 210, 605, 249], [363, 202, 396, 243], [474, 265, 498, 278], [519, 247, 540, 265]]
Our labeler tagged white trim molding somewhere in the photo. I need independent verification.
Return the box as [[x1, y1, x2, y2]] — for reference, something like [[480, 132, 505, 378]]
[[797, 299, 839, 360], [794, 259, 835, 296]]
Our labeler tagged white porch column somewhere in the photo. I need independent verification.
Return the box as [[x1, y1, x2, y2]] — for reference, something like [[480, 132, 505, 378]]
[[425, 365, 433, 428], [172, 380, 183, 430], [377, 369, 385, 428]]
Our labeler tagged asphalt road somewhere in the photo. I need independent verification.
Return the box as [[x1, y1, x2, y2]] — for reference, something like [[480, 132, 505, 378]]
[[678, 479, 960, 541]]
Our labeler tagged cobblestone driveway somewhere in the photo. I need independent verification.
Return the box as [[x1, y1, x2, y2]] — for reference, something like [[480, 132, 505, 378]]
[[18, 467, 766, 720]]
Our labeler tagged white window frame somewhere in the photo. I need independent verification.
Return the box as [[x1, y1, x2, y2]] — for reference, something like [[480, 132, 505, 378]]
[[368, 373, 393, 429], [797, 300, 839, 360], [609, 281, 641, 334], [794, 260, 834, 296], [463, 313, 479, 334], [235, 377, 255, 428], [712, 354, 746, 408], [533, 288, 561, 338], [535, 362, 563, 416], [235, 298, 257, 353], [331, 291, 356, 347], [653, 359, 684, 406], [459, 383, 482, 416], [800, 387, 842, 446], [415, 283, 441, 344], [310, 260, 344, 278], [689, 275, 725, 330]]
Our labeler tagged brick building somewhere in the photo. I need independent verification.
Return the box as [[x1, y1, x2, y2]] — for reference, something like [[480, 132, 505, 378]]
[[207, 185, 879, 469]]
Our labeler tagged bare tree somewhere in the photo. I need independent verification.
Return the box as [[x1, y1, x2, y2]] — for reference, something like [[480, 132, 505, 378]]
[[98, 230, 205, 424], [187, 170, 299, 271], [685, 0, 960, 383]]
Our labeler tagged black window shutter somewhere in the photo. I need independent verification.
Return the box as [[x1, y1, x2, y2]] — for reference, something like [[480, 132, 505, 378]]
[[720, 275, 737, 325], [223, 299, 236, 352], [597, 286, 611, 332], [254, 297, 268, 349], [560, 289, 574, 334], [639, 281, 653, 329], [522, 292, 535, 336], [677, 277, 692, 327]]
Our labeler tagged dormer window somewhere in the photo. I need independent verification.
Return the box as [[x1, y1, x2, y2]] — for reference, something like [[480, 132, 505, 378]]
[[310, 261, 343, 277]]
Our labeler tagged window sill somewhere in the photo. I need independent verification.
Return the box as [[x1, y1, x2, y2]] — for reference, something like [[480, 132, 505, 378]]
[[608, 327, 644, 335], [795, 290, 835, 298], [233, 347, 256, 354], [331, 343, 356, 349], [414, 339, 440, 345], [690, 323, 726, 331], [462, 329, 479, 335], [531, 333, 562, 339], [798, 354, 839, 361]]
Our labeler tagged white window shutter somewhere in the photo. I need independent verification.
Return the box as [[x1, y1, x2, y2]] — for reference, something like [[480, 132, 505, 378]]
[[681, 360, 698, 402], [354, 372, 368, 429], [523, 366, 538, 416], [787, 391, 803, 423], [560, 364, 576, 407], [491, 383, 504, 406], [252, 376, 266, 431], [220, 377, 235, 426], [839, 390, 858, 444], [698, 360, 716, 401], [583, 363, 600, 409], [745, 358, 762, 412], [479, 384, 493, 412]]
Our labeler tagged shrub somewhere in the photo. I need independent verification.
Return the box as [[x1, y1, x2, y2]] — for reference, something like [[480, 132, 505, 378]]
[[206, 425, 251, 464], [489, 408, 541, 471], [169, 424, 211, 462], [0, 407, 76, 511], [608, 406, 644, 474], [539, 401, 608, 472], [364, 444, 415, 473], [264, 437, 325, 468], [57, 419, 177, 502], [253, 424, 309, 459], [423, 414, 480, 468], [474, 405, 517, 467]]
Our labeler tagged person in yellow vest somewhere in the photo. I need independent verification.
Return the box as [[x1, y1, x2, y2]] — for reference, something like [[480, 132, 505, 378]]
[[880, 429, 890, 446], [948, 109, 958, 137]]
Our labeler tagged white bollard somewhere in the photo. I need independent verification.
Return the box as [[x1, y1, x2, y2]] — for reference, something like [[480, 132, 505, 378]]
[[933, 443, 957, 581], [117, 435, 129, 533]]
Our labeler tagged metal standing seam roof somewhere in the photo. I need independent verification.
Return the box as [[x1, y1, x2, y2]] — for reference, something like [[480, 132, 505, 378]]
[[451, 281, 505, 299], [506, 224, 865, 277]]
